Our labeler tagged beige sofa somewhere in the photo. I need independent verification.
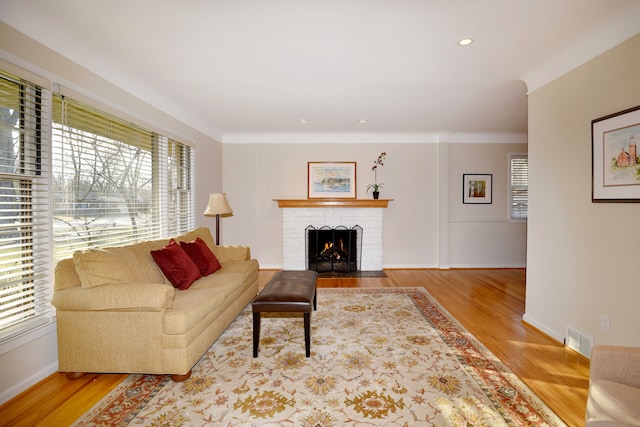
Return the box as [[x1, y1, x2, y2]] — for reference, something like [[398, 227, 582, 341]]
[[586, 345, 640, 426], [52, 227, 259, 381]]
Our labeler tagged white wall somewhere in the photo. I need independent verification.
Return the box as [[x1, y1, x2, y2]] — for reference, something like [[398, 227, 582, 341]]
[[448, 143, 528, 267], [194, 141, 224, 231], [525, 34, 640, 347], [222, 142, 439, 268], [0, 23, 222, 404], [222, 140, 527, 269]]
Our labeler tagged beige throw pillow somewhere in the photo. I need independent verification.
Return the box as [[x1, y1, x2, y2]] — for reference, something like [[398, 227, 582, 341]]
[[73, 242, 166, 288]]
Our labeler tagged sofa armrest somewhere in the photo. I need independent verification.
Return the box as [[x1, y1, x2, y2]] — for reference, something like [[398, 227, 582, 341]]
[[52, 282, 175, 311], [590, 345, 640, 388], [212, 245, 251, 263]]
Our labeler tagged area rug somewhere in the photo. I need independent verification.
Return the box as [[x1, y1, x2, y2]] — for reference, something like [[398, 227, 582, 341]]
[[73, 288, 565, 426]]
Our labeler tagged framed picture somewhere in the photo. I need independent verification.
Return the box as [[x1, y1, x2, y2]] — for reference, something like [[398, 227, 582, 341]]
[[463, 174, 492, 204], [308, 162, 357, 199], [592, 105, 640, 202]]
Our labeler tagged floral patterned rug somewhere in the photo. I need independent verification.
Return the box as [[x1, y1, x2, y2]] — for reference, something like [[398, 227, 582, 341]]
[[73, 288, 565, 426]]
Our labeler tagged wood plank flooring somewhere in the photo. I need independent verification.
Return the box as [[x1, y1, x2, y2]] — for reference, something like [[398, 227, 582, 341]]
[[0, 269, 590, 427]]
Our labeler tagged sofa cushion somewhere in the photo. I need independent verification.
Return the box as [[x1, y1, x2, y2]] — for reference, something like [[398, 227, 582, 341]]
[[73, 242, 166, 288], [191, 270, 248, 302], [51, 282, 175, 311], [180, 237, 221, 276], [164, 287, 227, 335], [174, 227, 251, 263], [151, 239, 202, 290], [212, 245, 251, 264], [54, 258, 82, 291], [174, 227, 216, 251], [586, 379, 640, 426], [216, 259, 259, 277]]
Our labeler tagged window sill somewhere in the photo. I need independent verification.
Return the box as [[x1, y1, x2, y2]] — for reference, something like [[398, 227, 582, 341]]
[[0, 319, 57, 356]]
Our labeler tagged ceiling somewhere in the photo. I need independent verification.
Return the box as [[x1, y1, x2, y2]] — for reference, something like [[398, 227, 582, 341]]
[[2, 0, 640, 143]]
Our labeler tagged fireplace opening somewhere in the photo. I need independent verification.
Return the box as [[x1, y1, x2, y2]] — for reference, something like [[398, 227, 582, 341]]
[[306, 225, 362, 273]]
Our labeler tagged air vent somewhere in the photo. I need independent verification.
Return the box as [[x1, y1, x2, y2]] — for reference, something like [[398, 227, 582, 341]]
[[566, 326, 593, 357]]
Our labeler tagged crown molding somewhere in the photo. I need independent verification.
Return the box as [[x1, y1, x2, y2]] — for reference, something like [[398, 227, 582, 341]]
[[221, 131, 527, 144]]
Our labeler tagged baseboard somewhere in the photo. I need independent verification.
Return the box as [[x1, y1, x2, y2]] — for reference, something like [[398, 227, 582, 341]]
[[0, 361, 58, 406], [448, 263, 527, 269], [522, 313, 565, 343], [381, 264, 439, 269], [260, 264, 526, 270]]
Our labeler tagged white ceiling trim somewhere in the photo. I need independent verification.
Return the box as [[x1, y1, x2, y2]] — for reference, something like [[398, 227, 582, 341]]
[[222, 132, 527, 144]]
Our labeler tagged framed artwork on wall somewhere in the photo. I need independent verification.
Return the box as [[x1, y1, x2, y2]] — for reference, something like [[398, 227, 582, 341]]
[[463, 174, 492, 204], [308, 162, 357, 199], [592, 105, 640, 202]]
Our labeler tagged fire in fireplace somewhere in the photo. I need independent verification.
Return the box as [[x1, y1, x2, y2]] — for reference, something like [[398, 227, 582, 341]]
[[306, 225, 362, 273]]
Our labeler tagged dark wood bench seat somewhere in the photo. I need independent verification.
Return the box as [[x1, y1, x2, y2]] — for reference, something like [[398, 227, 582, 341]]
[[252, 270, 317, 357]]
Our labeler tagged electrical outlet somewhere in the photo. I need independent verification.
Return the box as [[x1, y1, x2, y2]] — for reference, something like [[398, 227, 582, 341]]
[[601, 315, 610, 333]]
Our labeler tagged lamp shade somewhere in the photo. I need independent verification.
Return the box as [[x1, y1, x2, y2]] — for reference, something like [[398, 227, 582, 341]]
[[204, 193, 233, 216]]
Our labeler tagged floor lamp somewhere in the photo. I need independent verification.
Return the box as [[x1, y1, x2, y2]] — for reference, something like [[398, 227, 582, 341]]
[[204, 193, 233, 245]]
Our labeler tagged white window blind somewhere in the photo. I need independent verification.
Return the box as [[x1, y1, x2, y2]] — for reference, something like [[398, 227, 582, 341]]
[[509, 153, 528, 220], [167, 139, 194, 236], [0, 71, 52, 338], [52, 95, 194, 261]]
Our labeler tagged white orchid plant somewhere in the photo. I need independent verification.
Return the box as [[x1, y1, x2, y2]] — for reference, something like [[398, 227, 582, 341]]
[[366, 152, 387, 193]]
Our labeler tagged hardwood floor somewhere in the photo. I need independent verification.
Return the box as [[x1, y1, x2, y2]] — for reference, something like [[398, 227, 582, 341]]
[[0, 269, 590, 427]]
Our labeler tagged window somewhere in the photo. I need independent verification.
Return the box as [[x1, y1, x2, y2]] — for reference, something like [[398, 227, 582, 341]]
[[0, 69, 195, 341], [52, 95, 194, 261], [509, 153, 528, 220], [0, 71, 52, 339]]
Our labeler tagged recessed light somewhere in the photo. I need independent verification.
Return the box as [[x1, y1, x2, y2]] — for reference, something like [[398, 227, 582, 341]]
[[458, 38, 473, 46], [357, 119, 370, 124], [297, 118, 309, 124]]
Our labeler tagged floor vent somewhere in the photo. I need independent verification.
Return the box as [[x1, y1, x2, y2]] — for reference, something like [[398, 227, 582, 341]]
[[566, 327, 593, 358]]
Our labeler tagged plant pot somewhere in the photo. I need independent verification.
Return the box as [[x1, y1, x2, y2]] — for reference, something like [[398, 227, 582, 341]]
[[372, 191, 379, 200]]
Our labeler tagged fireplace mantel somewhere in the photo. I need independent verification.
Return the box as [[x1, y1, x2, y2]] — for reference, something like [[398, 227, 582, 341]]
[[274, 199, 392, 208]]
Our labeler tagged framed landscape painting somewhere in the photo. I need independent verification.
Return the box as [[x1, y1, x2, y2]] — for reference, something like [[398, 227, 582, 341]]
[[308, 162, 357, 199], [463, 174, 492, 204], [592, 105, 640, 202]]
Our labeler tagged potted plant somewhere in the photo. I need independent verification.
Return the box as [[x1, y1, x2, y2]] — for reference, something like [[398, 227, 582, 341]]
[[366, 152, 387, 199]]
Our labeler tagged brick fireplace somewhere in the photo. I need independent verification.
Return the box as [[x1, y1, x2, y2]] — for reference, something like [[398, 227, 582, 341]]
[[274, 199, 391, 271]]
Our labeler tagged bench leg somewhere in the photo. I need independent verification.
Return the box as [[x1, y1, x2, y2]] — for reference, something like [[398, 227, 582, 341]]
[[313, 289, 317, 311], [304, 312, 311, 357], [253, 312, 261, 357]]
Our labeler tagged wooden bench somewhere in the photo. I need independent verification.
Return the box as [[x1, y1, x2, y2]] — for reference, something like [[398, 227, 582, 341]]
[[252, 270, 317, 357]]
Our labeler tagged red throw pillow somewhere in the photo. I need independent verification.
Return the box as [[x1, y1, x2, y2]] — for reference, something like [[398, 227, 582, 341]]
[[151, 239, 202, 290], [180, 237, 221, 276]]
